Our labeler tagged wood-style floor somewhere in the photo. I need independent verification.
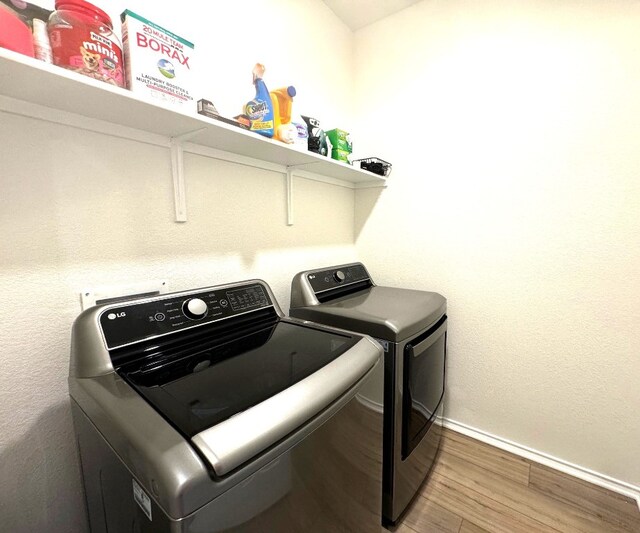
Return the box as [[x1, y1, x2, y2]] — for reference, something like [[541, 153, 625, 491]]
[[395, 428, 640, 533]]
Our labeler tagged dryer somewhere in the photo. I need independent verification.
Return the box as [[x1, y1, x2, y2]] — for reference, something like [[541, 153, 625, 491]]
[[290, 263, 447, 526]]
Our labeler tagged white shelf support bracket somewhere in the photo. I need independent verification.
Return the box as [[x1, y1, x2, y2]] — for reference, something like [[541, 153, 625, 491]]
[[170, 139, 187, 222], [284, 163, 316, 226], [169, 128, 206, 223], [286, 166, 295, 226]]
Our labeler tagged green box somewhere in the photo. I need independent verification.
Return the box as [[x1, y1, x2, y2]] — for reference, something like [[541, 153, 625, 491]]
[[331, 149, 351, 164], [326, 129, 352, 153]]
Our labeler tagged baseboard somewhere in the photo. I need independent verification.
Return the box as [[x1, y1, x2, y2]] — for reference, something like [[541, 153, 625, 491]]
[[441, 417, 640, 511]]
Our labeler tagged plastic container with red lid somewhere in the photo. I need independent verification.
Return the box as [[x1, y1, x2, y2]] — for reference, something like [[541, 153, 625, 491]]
[[0, 6, 35, 57], [48, 0, 124, 87]]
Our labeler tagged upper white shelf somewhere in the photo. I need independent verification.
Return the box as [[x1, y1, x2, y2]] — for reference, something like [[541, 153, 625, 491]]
[[0, 48, 386, 186]]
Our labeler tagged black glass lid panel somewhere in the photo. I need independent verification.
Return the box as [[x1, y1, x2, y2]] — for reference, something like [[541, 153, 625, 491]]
[[117, 320, 359, 438]]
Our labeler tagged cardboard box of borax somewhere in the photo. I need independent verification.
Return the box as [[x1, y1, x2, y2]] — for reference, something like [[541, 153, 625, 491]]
[[121, 10, 195, 108]]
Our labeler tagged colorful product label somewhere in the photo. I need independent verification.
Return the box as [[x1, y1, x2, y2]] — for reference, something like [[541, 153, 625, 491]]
[[121, 10, 195, 107], [49, 26, 124, 87], [245, 98, 273, 132]]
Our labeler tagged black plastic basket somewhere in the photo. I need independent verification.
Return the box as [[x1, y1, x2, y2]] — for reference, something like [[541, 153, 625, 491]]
[[353, 157, 392, 177]]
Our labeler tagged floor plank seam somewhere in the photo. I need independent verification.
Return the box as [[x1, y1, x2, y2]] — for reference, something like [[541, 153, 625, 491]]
[[526, 480, 640, 532], [399, 429, 640, 533], [442, 419, 640, 507], [439, 446, 530, 487], [434, 467, 566, 533], [441, 445, 638, 532]]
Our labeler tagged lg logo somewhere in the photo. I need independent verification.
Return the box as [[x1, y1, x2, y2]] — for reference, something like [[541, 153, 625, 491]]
[[107, 312, 126, 320]]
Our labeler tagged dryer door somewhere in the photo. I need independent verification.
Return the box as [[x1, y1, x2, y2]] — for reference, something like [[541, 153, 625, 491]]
[[401, 315, 447, 459]]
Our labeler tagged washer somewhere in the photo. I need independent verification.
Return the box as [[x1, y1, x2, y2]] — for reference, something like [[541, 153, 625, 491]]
[[290, 263, 447, 527], [69, 279, 384, 532]]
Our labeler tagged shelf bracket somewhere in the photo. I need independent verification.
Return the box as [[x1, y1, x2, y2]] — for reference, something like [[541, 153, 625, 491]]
[[169, 128, 206, 222], [284, 163, 317, 226], [285, 166, 295, 226]]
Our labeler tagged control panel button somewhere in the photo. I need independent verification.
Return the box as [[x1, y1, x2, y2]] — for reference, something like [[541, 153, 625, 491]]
[[183, 298, 208, 320], [154, 312, 166, 322], [334, 270, 346, 283]]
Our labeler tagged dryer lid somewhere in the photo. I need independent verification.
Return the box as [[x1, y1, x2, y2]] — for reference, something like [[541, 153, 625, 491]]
[[291, 285, 446, 342]]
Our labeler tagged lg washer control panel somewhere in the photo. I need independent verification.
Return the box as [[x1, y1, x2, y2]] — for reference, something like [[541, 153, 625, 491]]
[[307, 263, 370, 294], [100, 283, 272, 349]]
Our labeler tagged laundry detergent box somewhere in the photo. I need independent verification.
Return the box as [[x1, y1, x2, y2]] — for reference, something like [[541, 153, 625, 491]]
[[121, 10, 195, 109]]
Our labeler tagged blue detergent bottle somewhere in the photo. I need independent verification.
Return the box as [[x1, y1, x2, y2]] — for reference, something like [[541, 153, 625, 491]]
[[245, 63, 275, 138]]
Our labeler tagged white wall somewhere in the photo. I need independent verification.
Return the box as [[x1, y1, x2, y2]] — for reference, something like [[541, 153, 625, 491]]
[[4, 0, 640, 530], [0, 1, 355, 531], [354, 0, 640, 488]]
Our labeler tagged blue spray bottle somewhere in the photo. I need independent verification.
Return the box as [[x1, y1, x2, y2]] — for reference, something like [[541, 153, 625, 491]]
[[245, 63, 275, 138]]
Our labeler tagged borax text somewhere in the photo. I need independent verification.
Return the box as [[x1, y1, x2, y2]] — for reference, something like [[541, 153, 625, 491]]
[[136, 33, 190, 68]]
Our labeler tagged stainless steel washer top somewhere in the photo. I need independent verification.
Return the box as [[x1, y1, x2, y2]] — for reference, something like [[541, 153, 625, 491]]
[[69, 279, 384, 532]]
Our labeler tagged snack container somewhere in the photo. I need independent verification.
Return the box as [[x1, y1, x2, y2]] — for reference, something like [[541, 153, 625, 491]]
[[121, 10, 195, 108], [48, 0, 124, 86]]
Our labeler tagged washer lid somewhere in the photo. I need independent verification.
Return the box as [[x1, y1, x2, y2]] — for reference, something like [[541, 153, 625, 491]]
[[118, 318, 381, 475], [291, 286, 446, 342]]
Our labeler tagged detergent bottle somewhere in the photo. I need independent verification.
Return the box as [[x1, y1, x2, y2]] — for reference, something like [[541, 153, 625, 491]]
[[270, 86, 297, 143], [245, 63, 274, 137]]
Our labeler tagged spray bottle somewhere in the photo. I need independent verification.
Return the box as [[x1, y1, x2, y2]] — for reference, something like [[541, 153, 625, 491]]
[[245, 63, 274, 137]]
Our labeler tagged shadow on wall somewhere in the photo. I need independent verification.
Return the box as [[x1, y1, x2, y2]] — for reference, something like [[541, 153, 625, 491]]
[[0, 113, 361, 270], [354, 187, 384, 240], [0, 401, 88, 533]]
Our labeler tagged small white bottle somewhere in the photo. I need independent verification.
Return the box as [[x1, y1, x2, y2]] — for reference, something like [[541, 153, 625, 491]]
[[32, 18, 52, 63]]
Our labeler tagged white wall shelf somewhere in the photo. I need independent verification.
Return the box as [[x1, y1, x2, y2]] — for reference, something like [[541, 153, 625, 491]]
[[0, 49, 386, 223]]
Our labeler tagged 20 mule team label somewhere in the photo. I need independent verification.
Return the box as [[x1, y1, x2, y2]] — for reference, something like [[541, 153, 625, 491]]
[[121, 10, 195, 108]]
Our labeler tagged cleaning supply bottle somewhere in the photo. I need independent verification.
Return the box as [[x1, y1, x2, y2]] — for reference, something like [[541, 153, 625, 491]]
[[245, 63, 274, 138], [270, 86, 297, 143], [291, 113, 309, 149]]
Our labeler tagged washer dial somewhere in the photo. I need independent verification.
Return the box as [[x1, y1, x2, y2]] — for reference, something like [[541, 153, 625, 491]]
[[183, 298, 208, 320]]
